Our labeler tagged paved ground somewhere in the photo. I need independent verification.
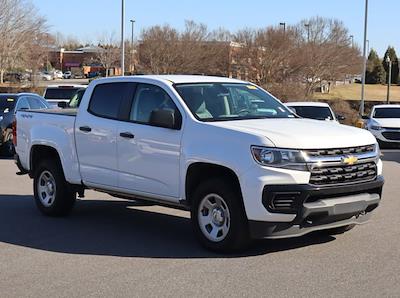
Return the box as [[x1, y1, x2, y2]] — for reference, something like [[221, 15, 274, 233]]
[[0, 151, 399, 297]]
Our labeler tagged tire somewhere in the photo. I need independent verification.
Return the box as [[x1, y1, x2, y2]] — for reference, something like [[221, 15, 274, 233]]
[[33, 159, 76, 216], [191, 178, 250, 253], [320, 224, 356, 236], [2, 131, 14, 157]]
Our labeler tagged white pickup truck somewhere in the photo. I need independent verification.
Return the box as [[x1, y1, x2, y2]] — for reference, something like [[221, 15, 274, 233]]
[[14, 75, 384, 252]]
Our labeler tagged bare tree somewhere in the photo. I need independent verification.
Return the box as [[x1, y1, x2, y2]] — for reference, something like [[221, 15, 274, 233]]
[[96, 32, 120, 77], [0, 0, 47, 83]]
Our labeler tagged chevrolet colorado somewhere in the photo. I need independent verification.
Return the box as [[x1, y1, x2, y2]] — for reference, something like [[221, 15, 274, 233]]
[[14, 75, 384, 252]]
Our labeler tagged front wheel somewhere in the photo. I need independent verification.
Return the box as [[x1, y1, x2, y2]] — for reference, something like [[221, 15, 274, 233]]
[[191, 178, 250, 252], [33, 159, 76, 216]]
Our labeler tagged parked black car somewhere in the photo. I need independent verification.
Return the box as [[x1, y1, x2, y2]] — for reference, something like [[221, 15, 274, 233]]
[[0, 93, 51, 156]]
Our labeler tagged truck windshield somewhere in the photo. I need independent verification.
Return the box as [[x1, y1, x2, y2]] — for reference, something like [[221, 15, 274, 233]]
[[0, 95, 17, 114], [174, 83, 293, 121], [373, 108, 400, 118], [290, 106, 334, 120]]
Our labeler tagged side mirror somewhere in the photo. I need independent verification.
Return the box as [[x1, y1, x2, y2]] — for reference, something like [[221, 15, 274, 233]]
[[58, 101, 67, 109], [149, 109, 181, 129], [336, 114, 346, 121], [361, 115, 370, 120]]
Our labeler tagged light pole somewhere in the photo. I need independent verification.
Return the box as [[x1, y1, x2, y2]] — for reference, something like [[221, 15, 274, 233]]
[[386, 56, 392, 104], [366, 39, 370, 54], [304, 23, 310, 42], [360, 0, 368, 115], [120, 0, 125, 76], [279, 22, 286, 33], [350, 35, 354, 48], [130, 19, 135, 74]]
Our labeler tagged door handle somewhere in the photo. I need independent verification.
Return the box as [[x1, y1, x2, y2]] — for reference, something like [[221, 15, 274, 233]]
[[119, 132, 135, 139], [79, 126, 92, 132]]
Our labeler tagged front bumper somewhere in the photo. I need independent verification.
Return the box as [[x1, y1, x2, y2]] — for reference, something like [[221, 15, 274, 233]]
[[369, 128, 400, 143], [248, 176, 384, 239]]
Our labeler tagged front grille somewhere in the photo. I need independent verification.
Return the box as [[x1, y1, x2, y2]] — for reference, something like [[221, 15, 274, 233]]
[[382, 131, 400, 140], [310, 162, 377, 185], [306, 145, 375, 157]]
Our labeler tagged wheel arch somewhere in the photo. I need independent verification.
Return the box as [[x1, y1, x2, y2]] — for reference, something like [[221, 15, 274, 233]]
[[185, 162, 243, 205], [30, 145, 63, 177]]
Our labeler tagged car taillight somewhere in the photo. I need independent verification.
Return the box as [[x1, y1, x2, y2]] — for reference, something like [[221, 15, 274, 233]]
[[12, 119, 17, 146]]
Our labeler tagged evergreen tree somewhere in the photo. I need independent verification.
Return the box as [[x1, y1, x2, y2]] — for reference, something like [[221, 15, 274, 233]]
[[366, 49, 385, 84], [382, 46, 399, 84]]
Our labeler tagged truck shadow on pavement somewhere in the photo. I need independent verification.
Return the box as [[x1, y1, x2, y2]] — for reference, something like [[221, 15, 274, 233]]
[[0, 194, 335, 258]]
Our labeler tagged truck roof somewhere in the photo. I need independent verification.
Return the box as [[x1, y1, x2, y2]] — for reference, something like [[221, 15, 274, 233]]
[[45, 85, 87, 89], [285, 102, 330, 107], [93, 75, 247, 85]]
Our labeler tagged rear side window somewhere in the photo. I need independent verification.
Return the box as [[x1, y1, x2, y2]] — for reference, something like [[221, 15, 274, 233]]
[[88, 83, 134, 119]]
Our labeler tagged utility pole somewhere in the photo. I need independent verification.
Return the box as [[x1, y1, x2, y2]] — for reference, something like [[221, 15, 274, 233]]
[[130, 19, 135, 74], [386, 56, 392, 104], [360, 0, 368, 115], [120, 0, 125, 76]]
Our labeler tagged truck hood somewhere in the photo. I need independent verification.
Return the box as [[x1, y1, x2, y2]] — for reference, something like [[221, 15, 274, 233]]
[[371, 118, 400, 128], [208, 118, 376, 149]]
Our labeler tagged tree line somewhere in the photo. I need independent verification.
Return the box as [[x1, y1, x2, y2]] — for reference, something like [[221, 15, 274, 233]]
[[366, 46, 399, 85]]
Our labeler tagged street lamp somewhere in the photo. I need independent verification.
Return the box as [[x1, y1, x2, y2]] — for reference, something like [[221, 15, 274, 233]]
[[360, 0, 368, 115], [130, 19, 135, 73], [279, 22, 286, 33], [120, 0, 125, 76], [304, 23, 310, 42], [350, 35, 354, 48], [386, 56, 392, 104]]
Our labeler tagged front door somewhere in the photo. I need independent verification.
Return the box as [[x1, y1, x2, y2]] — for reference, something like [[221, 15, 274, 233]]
[[117, 83, 183, 201]]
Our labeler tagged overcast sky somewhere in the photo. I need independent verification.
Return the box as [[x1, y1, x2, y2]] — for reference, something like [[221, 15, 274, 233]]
[[32, 0, 399, 57]]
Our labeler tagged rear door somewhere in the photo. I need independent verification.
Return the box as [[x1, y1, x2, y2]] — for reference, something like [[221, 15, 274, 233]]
[[116, 83, 183, 201], [75, 82, 135, 188]]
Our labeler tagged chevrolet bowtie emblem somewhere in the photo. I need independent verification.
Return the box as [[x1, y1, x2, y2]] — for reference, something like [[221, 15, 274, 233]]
[[342, 155, 358, 165]]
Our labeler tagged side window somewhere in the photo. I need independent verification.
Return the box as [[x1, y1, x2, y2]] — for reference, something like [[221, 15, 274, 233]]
[[28, 97, 47, 109], [15, 97, 30, 111], [130, 84, 179, 124], [88, 83, 132, 119]]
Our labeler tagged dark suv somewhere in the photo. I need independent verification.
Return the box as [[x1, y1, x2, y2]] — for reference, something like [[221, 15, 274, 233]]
[[0, 93, 50, 156]]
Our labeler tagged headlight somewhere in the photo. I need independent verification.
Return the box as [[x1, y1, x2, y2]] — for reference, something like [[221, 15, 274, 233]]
[[251, 146, 308, 171], [370, 125, 382, 131]]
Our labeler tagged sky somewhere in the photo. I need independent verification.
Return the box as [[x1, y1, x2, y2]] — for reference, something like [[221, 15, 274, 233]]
[[31, 0, 399, 57]]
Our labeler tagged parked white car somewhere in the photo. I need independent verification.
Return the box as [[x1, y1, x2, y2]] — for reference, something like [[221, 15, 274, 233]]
[[63, 71, 72, 79], [40, 72, 53, 81], [285, 102, 344, 122], [54, 70, 63, 79], [14, 75, 384, 252], [43, 85, 87, 107], [364, 104, 400, 145]]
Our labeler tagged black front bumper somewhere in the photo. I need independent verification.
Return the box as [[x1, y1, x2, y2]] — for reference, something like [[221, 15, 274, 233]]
[[249, 176, 384, 239]]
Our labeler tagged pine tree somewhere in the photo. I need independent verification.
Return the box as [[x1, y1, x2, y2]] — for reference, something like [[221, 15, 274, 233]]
[[382, 46, 399, 84], [366, 49, 385, 84]]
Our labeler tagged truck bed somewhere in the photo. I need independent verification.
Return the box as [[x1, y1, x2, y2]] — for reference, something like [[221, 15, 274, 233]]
[[27, 108, 77, 116]]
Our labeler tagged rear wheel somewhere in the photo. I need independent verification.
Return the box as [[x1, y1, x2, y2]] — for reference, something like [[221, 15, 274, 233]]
[[33, 159, 76, 216], [191, 178, 250, 252]]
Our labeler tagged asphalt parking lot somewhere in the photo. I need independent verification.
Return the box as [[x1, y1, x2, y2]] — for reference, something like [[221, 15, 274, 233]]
[[0, 151, 400, 297]]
